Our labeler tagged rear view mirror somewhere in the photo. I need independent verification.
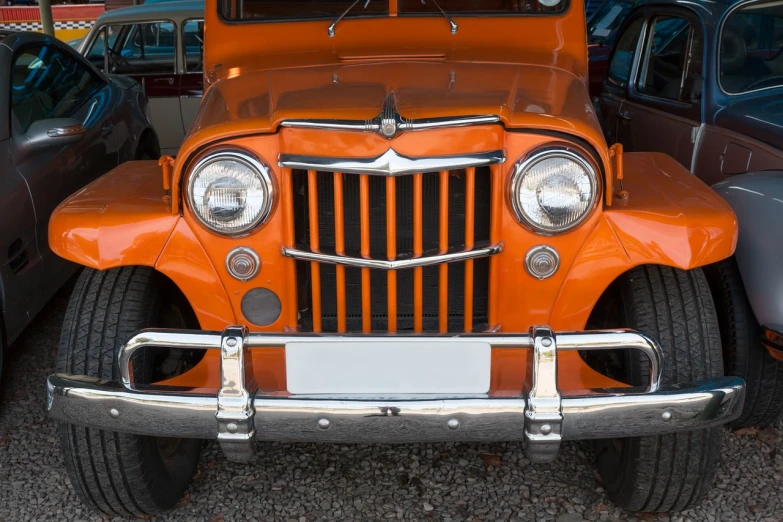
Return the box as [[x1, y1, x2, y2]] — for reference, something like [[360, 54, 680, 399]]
[[26, 118, 86, 150]]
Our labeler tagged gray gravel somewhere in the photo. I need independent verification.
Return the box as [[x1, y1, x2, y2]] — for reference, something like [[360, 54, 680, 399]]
[[1, 283, 782, 522]]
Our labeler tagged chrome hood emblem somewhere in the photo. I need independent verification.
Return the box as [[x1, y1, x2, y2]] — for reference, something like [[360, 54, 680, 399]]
[[281, 92, 499, 139]]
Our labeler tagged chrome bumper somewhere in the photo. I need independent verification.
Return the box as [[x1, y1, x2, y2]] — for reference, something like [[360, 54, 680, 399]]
[[47, 326, 745, 463]]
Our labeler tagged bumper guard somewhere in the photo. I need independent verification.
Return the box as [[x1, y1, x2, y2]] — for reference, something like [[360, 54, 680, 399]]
[[47, 326, 744, 463]]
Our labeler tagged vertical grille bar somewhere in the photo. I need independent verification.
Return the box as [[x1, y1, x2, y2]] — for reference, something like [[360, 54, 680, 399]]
[[413, 173, 423, 333], [307, 170, 322, 332], [438, 170, 449, 333], [333, 172, 347, 333], [281, 168, 299, 327], [386, 176, 397, 333], [488, 164, 502, 327], [360, 175, 371, 333], [464, 167, 476, 332]]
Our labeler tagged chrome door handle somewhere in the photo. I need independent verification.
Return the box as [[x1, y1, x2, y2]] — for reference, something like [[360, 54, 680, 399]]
[[619, 111, 632, 121], [154, 78, 175, 85]]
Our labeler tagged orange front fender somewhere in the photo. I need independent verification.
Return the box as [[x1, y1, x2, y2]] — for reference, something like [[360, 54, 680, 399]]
[[49, 161, 179, 270], [550, 152, 737, 330], [49, 161, 234, 329]]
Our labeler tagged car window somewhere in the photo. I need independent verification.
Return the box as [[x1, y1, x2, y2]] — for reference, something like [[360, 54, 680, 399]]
[[85, 25, 123, 72], [11, 43, 104, 133], [607, 17, 644, 87], [588, 0, 636, 44], [109, 21, 177, 75], [638, 16, 702, 103], [720, 1, 783, 94], [183, 19, 204, 73]]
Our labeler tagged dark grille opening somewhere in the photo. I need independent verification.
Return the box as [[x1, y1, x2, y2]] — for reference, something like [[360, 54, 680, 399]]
[[292, 168, 492, 333]]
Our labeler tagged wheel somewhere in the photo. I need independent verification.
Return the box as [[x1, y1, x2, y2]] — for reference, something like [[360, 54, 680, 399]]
[[703, 258, 783, 427], [589, 265, 724, 512], [57, 267, 201, 517], [135, 132, 160, 160]]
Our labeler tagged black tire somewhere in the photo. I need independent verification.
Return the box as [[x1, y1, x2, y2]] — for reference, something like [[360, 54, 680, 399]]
[[57, 267, 201, 517], [135, 131, 160, 160], [591, 265, 724, 512], [703, 258, 783, 427]]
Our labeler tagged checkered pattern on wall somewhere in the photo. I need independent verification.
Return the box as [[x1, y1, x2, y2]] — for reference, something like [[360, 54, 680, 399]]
[[0, 20, 94, 31]]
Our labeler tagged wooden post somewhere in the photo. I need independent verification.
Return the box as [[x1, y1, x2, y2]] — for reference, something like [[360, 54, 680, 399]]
[[38, 0, 55, 37]]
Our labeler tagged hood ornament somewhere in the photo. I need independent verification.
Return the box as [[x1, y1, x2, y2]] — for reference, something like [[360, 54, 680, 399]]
[[281, 91, 499, 139], [378, 92, 404, 138]]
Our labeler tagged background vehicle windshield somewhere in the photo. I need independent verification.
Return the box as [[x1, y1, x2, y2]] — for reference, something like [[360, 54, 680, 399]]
[[720, 1, 783, 93], [220, 0, 568, 22], [588, 0, 636, 44]]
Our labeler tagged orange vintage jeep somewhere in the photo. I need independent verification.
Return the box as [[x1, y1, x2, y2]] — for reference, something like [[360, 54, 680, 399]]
[[47, 0, 745, 516]]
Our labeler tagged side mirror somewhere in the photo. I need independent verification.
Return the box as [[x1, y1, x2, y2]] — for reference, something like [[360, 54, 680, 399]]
[[25, 118, 86, 151]]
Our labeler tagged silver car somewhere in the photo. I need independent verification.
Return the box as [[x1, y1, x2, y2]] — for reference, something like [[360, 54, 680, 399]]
[[0, 30, 158, 379], [78, 0, 205, 156]]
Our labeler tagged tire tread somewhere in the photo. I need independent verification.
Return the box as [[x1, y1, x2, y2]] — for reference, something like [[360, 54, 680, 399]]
[[57, 267, 199, 517], [596, 265, 723, 512]]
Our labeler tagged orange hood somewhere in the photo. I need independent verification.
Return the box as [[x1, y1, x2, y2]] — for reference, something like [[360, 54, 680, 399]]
[[186, 60, 605, 155]]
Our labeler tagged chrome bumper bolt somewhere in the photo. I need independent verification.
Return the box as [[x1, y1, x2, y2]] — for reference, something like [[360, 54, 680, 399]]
[[318, 418, 331, 430], [109, 408, 119, 418], [447, 418, 460, 430], [662, 411, 672, 421]]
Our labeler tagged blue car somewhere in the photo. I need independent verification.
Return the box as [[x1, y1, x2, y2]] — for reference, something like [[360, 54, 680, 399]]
[[597, 0, 783, 427]]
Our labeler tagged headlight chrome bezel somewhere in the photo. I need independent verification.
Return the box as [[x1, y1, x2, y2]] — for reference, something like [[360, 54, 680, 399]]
[[509, 146, 601, 235], [186, 149, 275, 237]]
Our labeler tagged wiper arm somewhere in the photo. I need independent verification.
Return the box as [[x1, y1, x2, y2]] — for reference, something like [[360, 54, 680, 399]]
[[328, 0, 371, 37], [422, 0, 457, 34]]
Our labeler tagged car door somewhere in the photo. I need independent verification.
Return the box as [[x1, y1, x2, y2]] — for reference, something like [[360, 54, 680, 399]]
[[11, 42, 116, 230], [8, 42, 114, 314], [597, 15, 645, 144], [179, 19, 204, 139], [0, 140, 39, 346], [88, 21, 183, 155], [617, 11, 704, 168]]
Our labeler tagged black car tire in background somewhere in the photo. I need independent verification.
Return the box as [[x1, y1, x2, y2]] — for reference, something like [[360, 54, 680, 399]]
[[57, 267, 201, 517], [704, 257, 783, 427], [591, 265, 723, 512]]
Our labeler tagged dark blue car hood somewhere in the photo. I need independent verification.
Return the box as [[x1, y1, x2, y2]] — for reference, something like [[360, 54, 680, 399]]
[[715, 91, 783, 152]]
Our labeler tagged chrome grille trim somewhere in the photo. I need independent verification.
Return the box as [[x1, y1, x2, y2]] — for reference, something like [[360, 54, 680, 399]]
[[280, 115, 500, 134], [282, 242, 502, 270], [278, 148, 505, 176], [280, 92, 499, 139]]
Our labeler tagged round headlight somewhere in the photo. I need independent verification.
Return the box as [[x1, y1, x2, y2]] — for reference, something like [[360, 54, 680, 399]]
[[510, 148, 599, 234], [187, 151, 274, 235]]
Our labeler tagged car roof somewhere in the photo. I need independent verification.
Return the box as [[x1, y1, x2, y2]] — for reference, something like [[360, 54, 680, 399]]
[[95, 0, 204, 25], [636, 0, 757, 16], [0, 29, 70, 49]]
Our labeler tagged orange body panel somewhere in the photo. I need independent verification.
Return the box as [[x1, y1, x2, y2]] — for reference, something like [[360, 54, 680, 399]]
[[48, 161, 179, 270], [48, 0, 737, 394]]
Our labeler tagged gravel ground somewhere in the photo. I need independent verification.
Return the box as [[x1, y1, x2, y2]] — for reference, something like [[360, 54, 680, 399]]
[[1, 283, 782, 522]]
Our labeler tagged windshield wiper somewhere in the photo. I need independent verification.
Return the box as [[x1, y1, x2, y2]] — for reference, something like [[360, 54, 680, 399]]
[[328, 0, 371, 37], [422, 0, 458, 34], [328, 0, 457, 37]]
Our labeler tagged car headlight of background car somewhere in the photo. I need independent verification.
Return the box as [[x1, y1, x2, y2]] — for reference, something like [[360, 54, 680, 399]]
[[187, 150, 274, 236], [510, 147, 599, 234]]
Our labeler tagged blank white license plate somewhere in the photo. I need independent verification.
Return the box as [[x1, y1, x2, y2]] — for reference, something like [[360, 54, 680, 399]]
[[285, 340, 491, 394]]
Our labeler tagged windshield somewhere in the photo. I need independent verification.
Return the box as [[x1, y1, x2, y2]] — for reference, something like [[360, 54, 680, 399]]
[[220, 0, 568, 23], [720, 1, 783, 94], [587, 0, 635, 44]]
